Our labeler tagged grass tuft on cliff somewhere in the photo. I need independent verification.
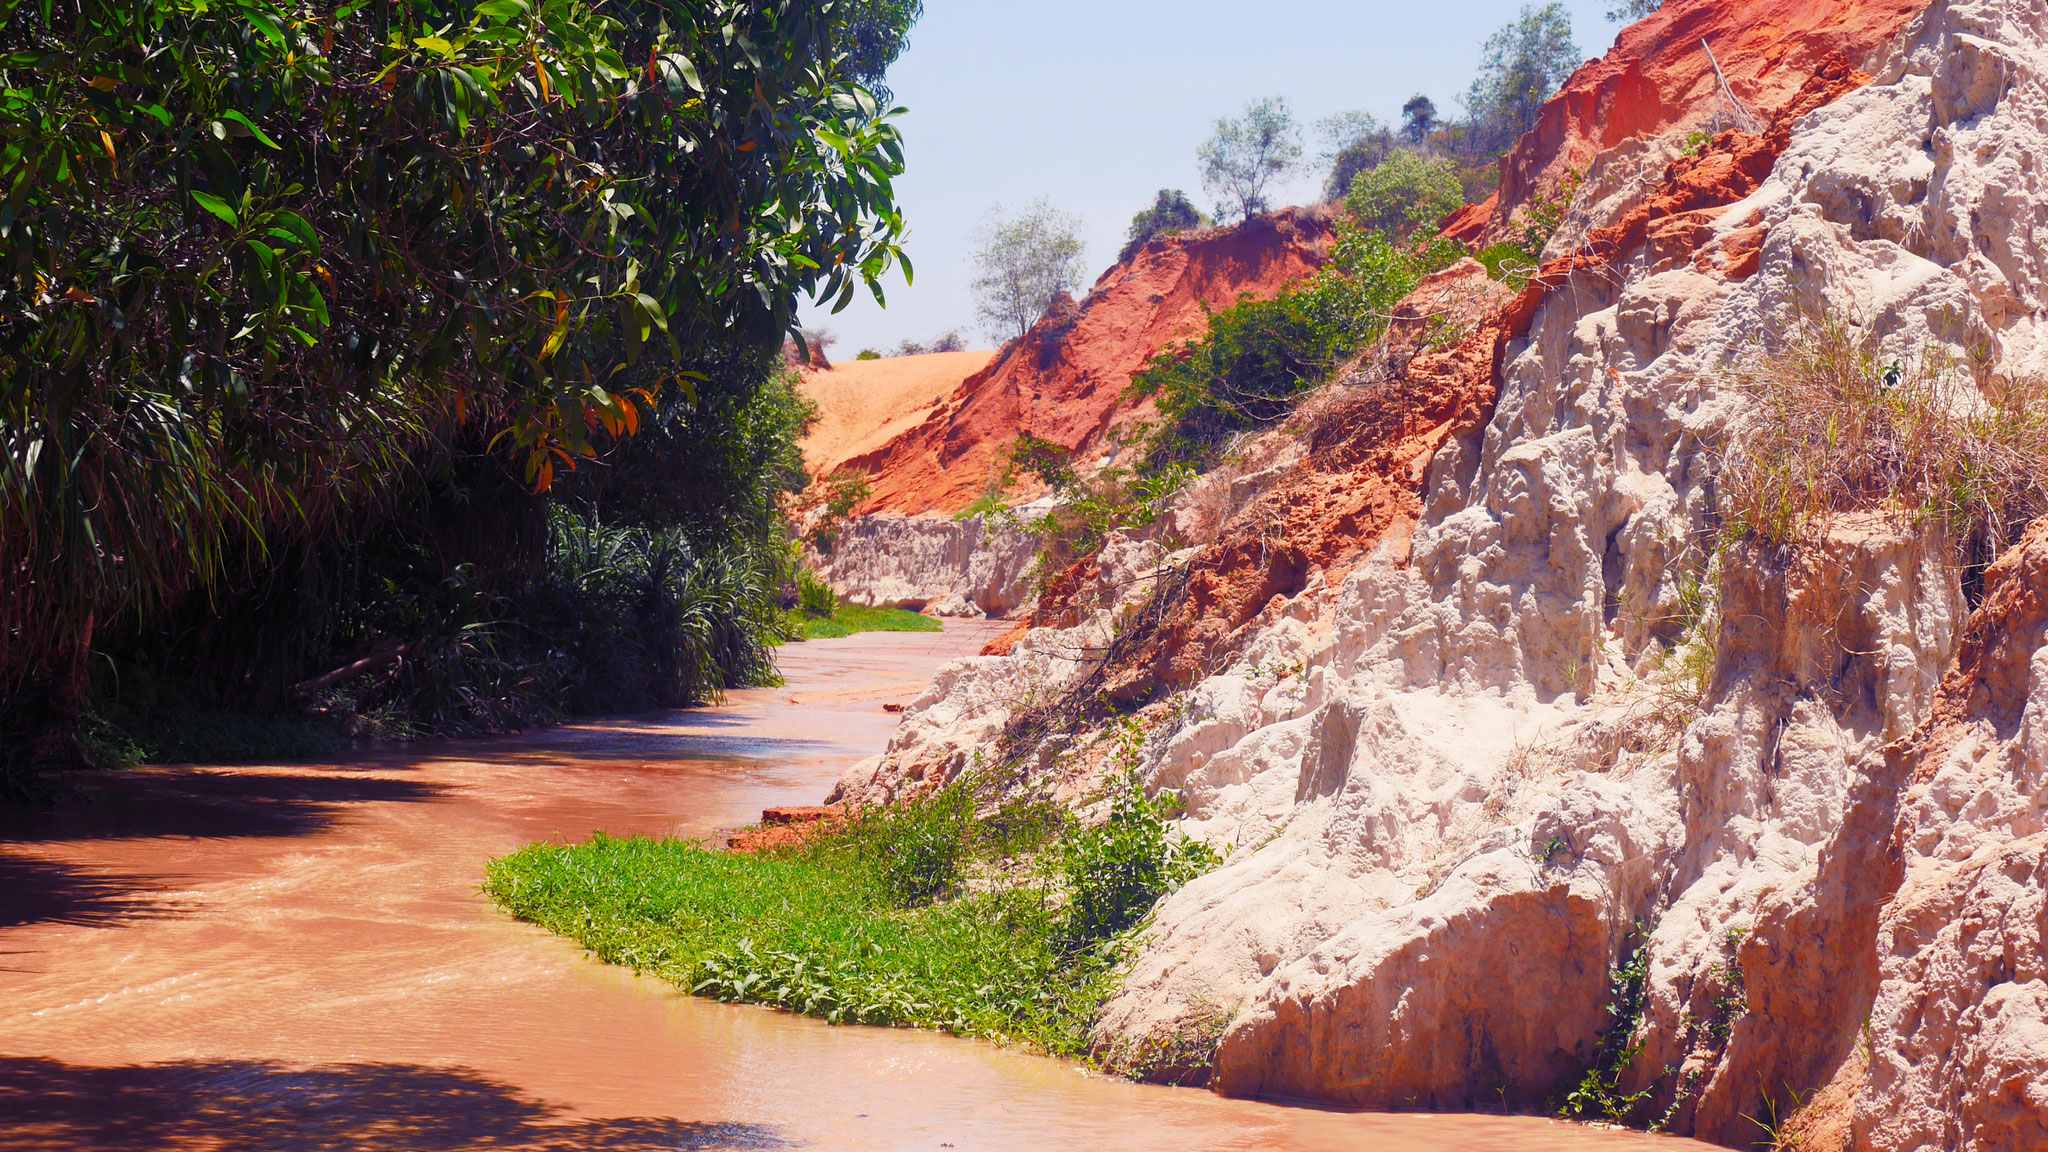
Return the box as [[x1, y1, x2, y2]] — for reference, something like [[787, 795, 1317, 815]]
[[485, 772, 1215, 1057], [1720, 318, 2048, 565]]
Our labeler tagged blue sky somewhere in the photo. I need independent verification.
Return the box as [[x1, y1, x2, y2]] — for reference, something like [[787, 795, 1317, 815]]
[[797, 0, 1624, 355]]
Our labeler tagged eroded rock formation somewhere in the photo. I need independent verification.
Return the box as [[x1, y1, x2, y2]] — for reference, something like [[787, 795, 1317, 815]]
[[817, 0, 2048, 1145], [805, 209, 1332, 617]]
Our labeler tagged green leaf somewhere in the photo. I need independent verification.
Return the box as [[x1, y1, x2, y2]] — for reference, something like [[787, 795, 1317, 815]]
[[474, 0, 528, 17], [413, 36, 458, 57], [632, 293, 668, 333], [660, 53, 702, 94], [268, 210, 317, 247], [190, 190, 238, 227], [243, 7, 288, 47], [303, 280, 330, 327], [217, 110, 281, 150]]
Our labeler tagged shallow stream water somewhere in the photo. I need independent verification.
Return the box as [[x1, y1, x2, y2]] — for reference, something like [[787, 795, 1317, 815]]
[[0, 623, 1713, 1151]]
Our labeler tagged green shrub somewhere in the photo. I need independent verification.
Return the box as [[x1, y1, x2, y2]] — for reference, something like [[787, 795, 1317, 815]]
[[804, 470, 874, 554], [1121, 189, 1205, 263], [1344, 150, 1464, 242], [796, 569, 840, 616], [1477, 240, 1539, 287], [485, 768, 1219, 1057], [967, 433, 1195, 589], [839, 782, 977, 905], [1559, 920, 1655, 1123], [1130, 216, 1460, 469], [1476, 168, 1582, 288], [856, 348, 883, 360], [1060, 774, 1220, 943]]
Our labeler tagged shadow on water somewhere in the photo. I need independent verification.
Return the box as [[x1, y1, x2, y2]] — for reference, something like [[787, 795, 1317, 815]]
[[0, 855, 171, 931], [0, 772, 443, 846], [484, 711, 843, 765], [0, 1057, 792, 1152]]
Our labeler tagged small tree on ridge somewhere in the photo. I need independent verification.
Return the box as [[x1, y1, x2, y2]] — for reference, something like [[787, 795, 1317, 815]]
[[971, 199, 1086, 345], [1464, 3, 1581, 156], [1121, 189, 1205, 262], [1198, 96, 1302, 223]]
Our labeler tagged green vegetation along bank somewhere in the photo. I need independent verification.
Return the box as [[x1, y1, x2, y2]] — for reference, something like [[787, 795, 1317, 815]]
[[487, 763, 1217, 1058]]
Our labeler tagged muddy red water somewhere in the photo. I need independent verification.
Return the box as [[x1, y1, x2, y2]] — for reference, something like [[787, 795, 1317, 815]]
[[0, 624, 1712, 1151]]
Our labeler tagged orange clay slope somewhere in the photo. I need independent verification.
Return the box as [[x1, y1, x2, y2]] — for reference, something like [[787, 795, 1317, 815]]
[[1446, 0, 1927, 243], [796, 349, 997, 481], [835, 208, 1331, 517], [822, 0, 1925, 522]]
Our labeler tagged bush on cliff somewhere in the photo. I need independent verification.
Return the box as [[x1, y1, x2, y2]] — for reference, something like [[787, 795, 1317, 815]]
[[1121, 189, 1206, 263], [1129, 176, 1465, 469], [485, 770, 1216, 1056], [960, 433, 1195, 591]]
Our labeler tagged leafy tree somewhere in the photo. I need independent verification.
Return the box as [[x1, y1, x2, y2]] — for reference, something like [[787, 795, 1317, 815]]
[[971, 199, 1085, 344], [1607, 0, 1664, 22], [843, 0, 923, 98], [0, 0, 913, 779], [1346, 151, 1465, 242], [1319, 110, 1395, 202], [1197, 96, 1302, 223], [1401, 95, 1438, 145], [1120, 189, 1204, 262], [1464, 3, 1581, 155]]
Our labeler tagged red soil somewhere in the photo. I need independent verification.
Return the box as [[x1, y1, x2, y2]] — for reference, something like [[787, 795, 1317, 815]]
[[1481, 0, 1925, 240], [1507, 52, 1874, 333], [725, 804, 848, 853], [843, 210, 1330, 516], [1088, 5, 1917, 703]]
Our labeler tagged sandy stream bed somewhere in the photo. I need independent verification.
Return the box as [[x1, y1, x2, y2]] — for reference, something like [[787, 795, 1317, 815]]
[[0, 622, 1709, 1151]]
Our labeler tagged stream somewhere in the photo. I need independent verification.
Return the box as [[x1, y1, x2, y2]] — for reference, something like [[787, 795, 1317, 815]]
[[0, 622, 1712, 1151]]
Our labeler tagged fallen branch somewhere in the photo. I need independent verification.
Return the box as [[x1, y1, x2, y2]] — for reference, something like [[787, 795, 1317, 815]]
[[291, 644, 411, 701]]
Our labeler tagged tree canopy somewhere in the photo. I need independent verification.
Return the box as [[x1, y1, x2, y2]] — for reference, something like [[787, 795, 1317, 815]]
[[1346, 151, 1465, 242], [1120, 188, 1203, 262], [970, 198, 1084, 345], [1318, 110, 1394, 202], [1197, 96, 1301, 223], [0, 0, 915, 774], [1463, 3, 1581, 155]]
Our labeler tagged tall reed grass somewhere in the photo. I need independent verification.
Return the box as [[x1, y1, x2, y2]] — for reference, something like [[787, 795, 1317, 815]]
[[1717, 320, 2048, 565]]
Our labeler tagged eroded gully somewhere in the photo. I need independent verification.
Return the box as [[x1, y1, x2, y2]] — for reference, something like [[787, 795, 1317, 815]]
[[0, 622, 1711, 1151]]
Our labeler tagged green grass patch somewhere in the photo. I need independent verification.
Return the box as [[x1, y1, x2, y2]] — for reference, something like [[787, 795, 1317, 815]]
[[800, 604, 943, 640], [485, 769, 1216, 1056]]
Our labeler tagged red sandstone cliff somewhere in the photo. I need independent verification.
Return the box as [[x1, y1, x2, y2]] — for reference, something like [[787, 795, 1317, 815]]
[[1456, 0, 1926, 243], [839, 209, 1330, 517]]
